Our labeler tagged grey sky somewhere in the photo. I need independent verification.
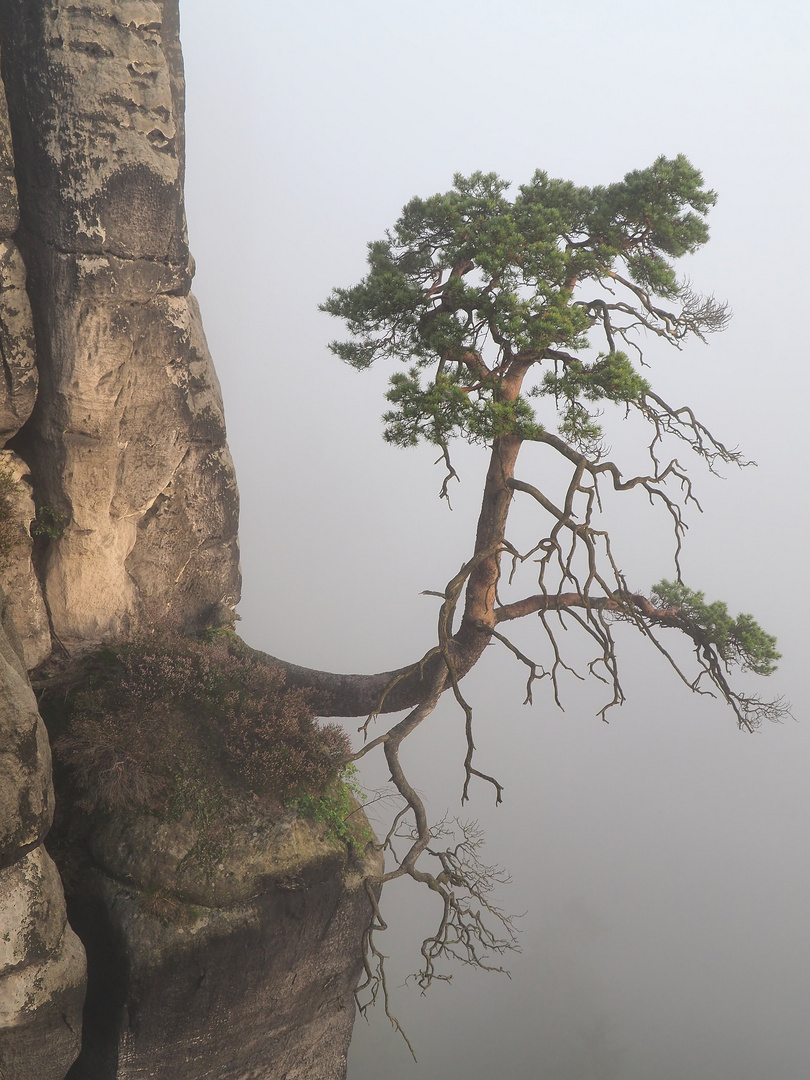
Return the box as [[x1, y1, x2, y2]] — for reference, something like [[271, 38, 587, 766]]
[[179, 2, 810, 1076]]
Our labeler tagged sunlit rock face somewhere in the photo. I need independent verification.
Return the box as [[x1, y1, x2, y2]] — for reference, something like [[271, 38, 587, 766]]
[[0, 0, 241, 651], [0, 589, 86, 1079], [0, 34, 86, 1075]]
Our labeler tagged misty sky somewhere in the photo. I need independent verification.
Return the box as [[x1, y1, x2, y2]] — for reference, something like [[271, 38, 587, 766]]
[[178, 3, 810, 1076]]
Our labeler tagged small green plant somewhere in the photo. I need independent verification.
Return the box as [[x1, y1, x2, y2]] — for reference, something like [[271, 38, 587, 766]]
[[30, 504, 67, 540], [294, 764, 374, 852]]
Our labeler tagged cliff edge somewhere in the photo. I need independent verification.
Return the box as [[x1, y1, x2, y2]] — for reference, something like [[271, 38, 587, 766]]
[[0, 5, 376, 1078]]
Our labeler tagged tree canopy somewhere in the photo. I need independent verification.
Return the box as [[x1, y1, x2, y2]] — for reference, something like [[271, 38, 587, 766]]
[[324, 155, 727, 455], [266, 156, 784, 1036]]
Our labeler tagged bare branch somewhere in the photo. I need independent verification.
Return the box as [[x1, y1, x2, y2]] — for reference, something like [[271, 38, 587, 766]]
[[435, 441, 460, 506], [638, 390, 749, 475]]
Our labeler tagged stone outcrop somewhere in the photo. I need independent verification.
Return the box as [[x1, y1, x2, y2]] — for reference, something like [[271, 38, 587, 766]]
[[0, 33, 47, 669], [0, 849, 86, 1080], [0, 68, 36, 446], [0, 588, 86, 1080], [0, 449, 52, 670], [0, 591, 51, 855], [0, 0, 241, 652], [0, 32, 86, 1080], [0, 241, 37, 448], [0, 5, 375, 1080], [54, 805, 380, 1080]]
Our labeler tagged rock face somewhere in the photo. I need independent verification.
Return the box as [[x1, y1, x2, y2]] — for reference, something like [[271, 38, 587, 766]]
[[0, 68, 36, 447], [56, 808, 380, 1080], [0, 33, 86, 1079], [0, 241, 37, 448], [0, 0, 241, 651], [0, 5, 375, 1080], [0, 588, 86, 1080], [0, 34, 48, 669], [0, 591, 51, 855], [0, 449, 52, 670]]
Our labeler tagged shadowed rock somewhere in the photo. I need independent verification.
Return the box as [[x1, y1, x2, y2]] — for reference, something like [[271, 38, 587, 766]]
[[57, 807, 381, 1080], [0, 588, 85, 1079]]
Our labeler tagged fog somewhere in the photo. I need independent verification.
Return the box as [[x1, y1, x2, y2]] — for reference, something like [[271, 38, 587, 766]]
[[179, 2, 810, 1076]]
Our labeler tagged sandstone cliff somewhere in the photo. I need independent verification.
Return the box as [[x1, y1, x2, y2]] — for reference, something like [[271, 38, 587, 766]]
[[0, 591, 86, 1080], [0, 0, 241, 652], [0, 45, 86, 1077], [0, 5, 375, 1078]]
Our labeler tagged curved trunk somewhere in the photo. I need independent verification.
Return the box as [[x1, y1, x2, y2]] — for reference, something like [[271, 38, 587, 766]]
[[262, 431, 524, 718], [258, 627, 485, 719]]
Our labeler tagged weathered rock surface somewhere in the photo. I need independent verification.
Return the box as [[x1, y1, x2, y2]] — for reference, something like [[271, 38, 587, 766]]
[[0, 450, 52, 670], [0, 587, 52, 859], [0, 24, 86, 1080], [0, 587, 85, 1080], [0, 37, 16, 238], [56, 807, 381, 1080], [0, 36, 47, 672], [0, 848, 86, 1080], [0, 0, 241, 650], [0, 241, 37, 448], [0, 37, 38, 451]]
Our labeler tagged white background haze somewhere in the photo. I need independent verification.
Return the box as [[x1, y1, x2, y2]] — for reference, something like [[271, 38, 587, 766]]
[[179, 3, 809, 1076]]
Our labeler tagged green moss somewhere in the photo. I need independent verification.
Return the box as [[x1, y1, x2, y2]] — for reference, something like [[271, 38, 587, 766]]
[[293, 764, 374, 853], [30, 504, 67, 540]]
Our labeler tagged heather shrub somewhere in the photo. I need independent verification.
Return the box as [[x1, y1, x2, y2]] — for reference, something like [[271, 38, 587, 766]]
[[52, 627, 350, 819]]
